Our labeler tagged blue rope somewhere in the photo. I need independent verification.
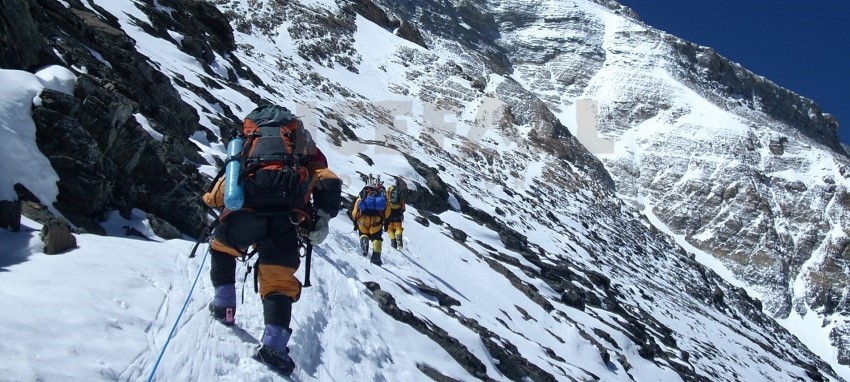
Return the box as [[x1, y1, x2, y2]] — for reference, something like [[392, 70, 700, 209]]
[[146, 246, 209, 382]]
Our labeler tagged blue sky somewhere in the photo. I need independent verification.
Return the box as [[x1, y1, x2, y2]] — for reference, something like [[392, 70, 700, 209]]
[[617, 1, 850, 145]]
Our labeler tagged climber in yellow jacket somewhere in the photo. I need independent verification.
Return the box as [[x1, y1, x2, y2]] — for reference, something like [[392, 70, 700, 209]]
[[351, 178, 390, 265], [383, 182, 406, 250]]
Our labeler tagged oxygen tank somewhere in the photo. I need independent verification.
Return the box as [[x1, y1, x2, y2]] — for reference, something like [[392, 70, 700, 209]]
[[223, 136, 245, 210]]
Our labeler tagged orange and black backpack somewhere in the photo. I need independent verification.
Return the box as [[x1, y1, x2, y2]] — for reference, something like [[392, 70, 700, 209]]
[[237, 104, 313, 209]]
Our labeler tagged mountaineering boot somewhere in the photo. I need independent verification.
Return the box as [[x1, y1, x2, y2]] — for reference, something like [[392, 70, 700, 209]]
[[254, 325, 296, 376], [396, 234, 403, 250], [390, 238, 397, 249], [370, 251, 383, 266], [209, 284, 236, 325], [359, 235, 369, 257], [209, 302, 235, 326]]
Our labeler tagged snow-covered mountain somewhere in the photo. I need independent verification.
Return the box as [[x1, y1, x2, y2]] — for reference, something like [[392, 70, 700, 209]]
[[485, 0, 850, 369], [1, 0, 847, 380]]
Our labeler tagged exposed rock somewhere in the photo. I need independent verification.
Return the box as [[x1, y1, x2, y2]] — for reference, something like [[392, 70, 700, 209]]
[[347, 0, 427, 48], [769, 136, 788, 155], [413, 215, 430, 227], [830, 323, 850, 365], [585, 270, 611, 290], [146, 214, 182, 240], [379, 0, 511, 73], [0, 0, 53, 70], [0, 200, 22, 232], [560, 287, 586, 311], [416, 363, 461, 382], [712, 287, 725, 305], [482, 256, 553, 313], [1, 0, 217, 238], [498, 228, 527, 251], [404, 154, 453, 213], [447, 226, 468, 242], [366, 283, 488, 379], [40, 219, 76, 254], [671, 41, 843, 152], [33, 88, 116, 228], [19, 200, 55, 228], [459, 315, 558, 382], [416, 283, 461, 308], [494, 78, 614, 190], [144, 0, 237, 61]]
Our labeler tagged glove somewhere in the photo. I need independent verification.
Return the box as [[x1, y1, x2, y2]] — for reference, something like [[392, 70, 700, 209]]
[[383, 223, 389, 232], [308, 209, 331, 245]]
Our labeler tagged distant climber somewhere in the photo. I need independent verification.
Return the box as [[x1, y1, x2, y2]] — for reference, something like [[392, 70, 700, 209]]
[[384, 178, 407, 250], [352, 175, 390, 265]]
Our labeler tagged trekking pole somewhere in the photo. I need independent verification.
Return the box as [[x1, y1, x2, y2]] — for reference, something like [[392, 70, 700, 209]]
[[302, 208, 318, 288], [303, 243, 314, 288], [188, 226, 209, 259], [190, 167, 226, 258], [190, 210, 220, 258]]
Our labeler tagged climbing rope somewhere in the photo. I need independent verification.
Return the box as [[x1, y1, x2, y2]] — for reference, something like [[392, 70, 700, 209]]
[[146, 245, 210, 382]]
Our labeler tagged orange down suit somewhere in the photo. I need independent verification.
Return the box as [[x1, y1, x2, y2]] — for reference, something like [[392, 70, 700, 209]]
[[203, 150, 341, 302]]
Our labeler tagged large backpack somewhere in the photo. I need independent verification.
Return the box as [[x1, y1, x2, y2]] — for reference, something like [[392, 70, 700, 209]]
[[238, 104, 313, 209], [358, 185, 387, 216]]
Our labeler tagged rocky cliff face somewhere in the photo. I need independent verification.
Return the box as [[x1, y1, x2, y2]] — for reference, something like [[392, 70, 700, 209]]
[[2, 0, 848, 380], [0, 0, 233, 236]]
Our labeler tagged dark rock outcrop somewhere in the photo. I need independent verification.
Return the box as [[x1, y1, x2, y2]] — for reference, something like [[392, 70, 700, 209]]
[[404, 154, 453, 213], [0, 0, 54, 70], [0, 200, 22, 232], [0, 0, 234, 237], [347, 0, 427, 49], [365, 282, 488, 379], [670, 40, 843, 153]]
